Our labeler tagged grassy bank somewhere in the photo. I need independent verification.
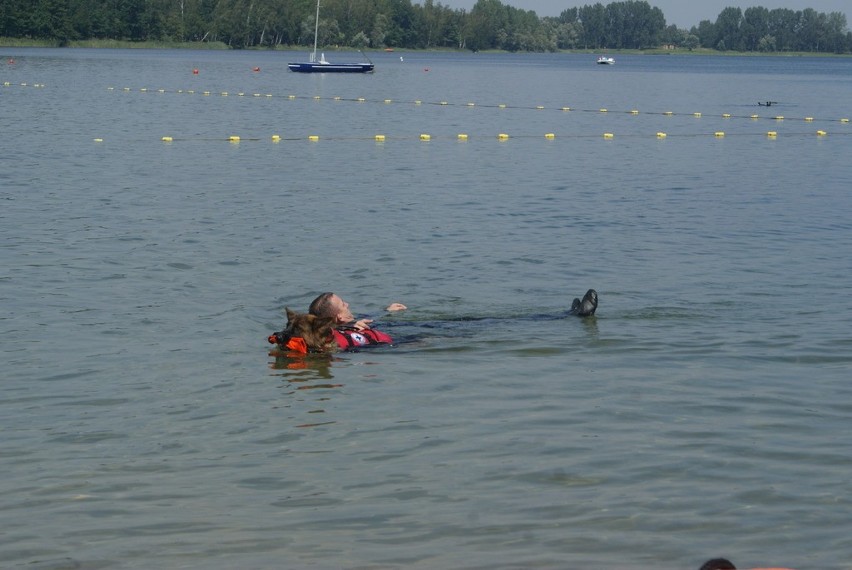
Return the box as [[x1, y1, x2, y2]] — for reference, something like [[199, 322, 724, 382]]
[[1, 37, 229, 49]]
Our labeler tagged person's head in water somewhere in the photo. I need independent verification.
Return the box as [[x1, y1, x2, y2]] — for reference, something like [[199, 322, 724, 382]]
[[700, 559, 736, 570], [309, 292, 354, 325]]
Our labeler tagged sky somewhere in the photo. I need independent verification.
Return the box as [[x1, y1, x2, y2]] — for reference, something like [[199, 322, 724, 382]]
[[434, 0, 851, 29]]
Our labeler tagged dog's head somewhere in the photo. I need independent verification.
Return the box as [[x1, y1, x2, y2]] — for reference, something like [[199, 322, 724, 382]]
[[268, 308, 337, 353]]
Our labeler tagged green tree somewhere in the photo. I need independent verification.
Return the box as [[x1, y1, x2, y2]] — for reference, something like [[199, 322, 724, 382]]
[[692, 19, 716, 49], [741, 6, 769, 51], [578, 3, 606, 49], [714, 6, 743, 51], [757, 34, 776, 52], [767, 8, 798, 51]]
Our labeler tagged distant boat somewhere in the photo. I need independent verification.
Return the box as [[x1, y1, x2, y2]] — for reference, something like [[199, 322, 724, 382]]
[[288, 0, 374, 73], [597, 56, 615, 65]]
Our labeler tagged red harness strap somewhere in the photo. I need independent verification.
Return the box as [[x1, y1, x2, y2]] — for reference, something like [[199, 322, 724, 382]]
[[332, 328, 393, 350]]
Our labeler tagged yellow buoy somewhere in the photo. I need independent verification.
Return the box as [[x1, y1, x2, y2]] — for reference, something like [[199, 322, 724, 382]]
[[766, 131, 777, 137], [467, 102, 475, 107], [663, 111, 673, 116], [841, 118, 849, 123], [272, 135, 281, 142], [497, 133, 510, 141], [722, 113, 731, 118], [334, 96, 341, 101], [414, 100, 422, 105], [656, 132, 666, 138], [544, 133, 556, 139], [440, 101, 448, 106], [603, 133, 614, 139], [805, 117, 814, 122], [750, 114, 759, 119], [693, 112, 702, 117], [817, 130, 827, 136], [562, 107, 571, 111], [375, 134, 386, 142], [357, 97, 366, 102], [221, 91, 228, 96], [229, 135, 240, 142], [385, 99, 393, 104], [288, 95, 296, 99], [536, 105, 544, 110], [457, 133, 469, 141], [630, 109, 639, 115], [93, 138, 104, 143], [499, 104, 507, 109], [420, 134, 431, 141], [715, 132, 725, 137], [774, 116, 784, 120], [161, 136, 173, 142], [599, 108, 608, 113], [308, 135, 319, 142]]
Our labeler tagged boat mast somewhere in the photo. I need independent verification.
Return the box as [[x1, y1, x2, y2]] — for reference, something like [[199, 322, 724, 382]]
[[311, 0, 320, 62]]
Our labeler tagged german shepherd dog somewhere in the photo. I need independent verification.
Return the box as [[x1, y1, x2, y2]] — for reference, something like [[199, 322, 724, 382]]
[[268, 308, 338, 353]]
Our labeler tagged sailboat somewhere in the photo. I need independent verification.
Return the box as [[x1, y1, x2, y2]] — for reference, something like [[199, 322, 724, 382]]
[[288, 0, 374, 73]]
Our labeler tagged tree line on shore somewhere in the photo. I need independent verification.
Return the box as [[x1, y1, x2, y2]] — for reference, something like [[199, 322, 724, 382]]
[[1, 0, 849, 53]]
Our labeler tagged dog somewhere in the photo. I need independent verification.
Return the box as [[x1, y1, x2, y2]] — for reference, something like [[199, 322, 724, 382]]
[[268, 308, 338, 353]]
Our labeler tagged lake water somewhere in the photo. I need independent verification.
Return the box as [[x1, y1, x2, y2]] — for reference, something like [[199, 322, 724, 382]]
[[2, 48, 852, 569]]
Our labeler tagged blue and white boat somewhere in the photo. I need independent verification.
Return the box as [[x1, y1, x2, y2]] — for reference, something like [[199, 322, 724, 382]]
[[288, 0, 374, 73]]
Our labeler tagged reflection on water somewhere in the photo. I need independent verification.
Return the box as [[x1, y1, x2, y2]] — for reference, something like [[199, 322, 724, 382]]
[[269, 348, 338, 378]]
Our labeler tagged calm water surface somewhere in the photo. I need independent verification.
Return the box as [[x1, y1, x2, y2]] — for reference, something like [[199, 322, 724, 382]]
[[2, 49, 852, 569]]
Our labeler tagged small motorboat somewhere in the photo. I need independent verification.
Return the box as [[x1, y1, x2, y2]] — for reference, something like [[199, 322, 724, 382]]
[[596, 56, 615, 65]]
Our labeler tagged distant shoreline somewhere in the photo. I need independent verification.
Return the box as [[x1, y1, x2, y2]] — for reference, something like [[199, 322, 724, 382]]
[[2, 38, 850, 58]]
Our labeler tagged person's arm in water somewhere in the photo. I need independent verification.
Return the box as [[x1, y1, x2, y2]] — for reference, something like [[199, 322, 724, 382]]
[[351, 302, 407, 330]]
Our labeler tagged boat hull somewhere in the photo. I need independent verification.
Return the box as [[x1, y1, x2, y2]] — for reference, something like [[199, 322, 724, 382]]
[[288, 62, 374, 73]]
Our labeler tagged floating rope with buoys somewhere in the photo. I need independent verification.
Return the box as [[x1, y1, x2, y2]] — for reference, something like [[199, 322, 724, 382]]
[[97, 129, 844, 145], [105, 86, 851, 126]]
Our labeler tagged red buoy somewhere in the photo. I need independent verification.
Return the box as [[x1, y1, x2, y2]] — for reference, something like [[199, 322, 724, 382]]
[[192, 68, 199, 75]]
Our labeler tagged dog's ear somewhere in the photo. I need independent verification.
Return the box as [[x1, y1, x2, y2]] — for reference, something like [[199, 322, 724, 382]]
[[285, 307, 297, 323]]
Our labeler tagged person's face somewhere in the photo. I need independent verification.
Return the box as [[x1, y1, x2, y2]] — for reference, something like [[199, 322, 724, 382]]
[[329, 294, 354, 323]]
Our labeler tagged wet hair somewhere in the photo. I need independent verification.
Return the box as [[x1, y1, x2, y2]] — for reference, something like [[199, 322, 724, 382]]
[[699, 559, 736, 570], [309, 292, 336, 318]]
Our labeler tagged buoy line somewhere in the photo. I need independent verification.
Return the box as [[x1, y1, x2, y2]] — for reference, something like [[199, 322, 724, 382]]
[[2, 81, 47, 88], [106, 86, 851, 125], [126, 130, 849, 145]]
